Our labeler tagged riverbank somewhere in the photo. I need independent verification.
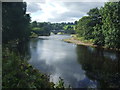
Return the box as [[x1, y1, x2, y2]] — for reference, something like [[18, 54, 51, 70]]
[[63, 35, 120, 51], [63, 36, 97, 47]]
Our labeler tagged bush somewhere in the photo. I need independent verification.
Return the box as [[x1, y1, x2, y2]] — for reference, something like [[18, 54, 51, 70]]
[[2, 48, 64, 88]]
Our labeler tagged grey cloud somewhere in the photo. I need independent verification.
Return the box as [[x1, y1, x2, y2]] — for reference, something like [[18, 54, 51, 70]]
[[47, 2, 104, 22], [48, 12, 83, 22], [26, 3, 41, 13], [26, 2, 105, 22], [63, 2, 104, 14]]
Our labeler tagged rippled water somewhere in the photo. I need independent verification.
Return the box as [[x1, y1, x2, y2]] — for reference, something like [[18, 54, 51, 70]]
[[28, 35, 120, 88]]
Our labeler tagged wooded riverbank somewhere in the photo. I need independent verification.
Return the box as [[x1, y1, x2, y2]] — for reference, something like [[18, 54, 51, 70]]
[[63, 36, 120, 51]]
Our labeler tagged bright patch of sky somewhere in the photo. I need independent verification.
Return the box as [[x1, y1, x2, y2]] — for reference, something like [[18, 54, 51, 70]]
[[24, 0, 108, 23]]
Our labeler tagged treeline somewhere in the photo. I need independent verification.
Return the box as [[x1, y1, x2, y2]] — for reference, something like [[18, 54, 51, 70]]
[[63, 23, 76, 34], [2, 2, 64, 88], [31, 21, 52, 36], [51, 22, 76, 34], [76, 2, 120, 49], [31, 21, 76, 35]]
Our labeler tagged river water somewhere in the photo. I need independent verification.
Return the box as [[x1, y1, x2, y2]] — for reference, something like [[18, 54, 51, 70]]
[[28, 35, 120, 88]]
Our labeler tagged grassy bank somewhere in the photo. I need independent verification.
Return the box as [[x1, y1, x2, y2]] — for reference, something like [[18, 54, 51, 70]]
[[63, 35, 120, 51], [63, 35, 96, 47]]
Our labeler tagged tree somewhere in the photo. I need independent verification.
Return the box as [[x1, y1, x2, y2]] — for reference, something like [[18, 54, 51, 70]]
[[2, 2, 31, 44], [91, 8, 104, 46], [100, 2, 120, 48], [76, 2, 120, 49], [76, 8, 101, 40], [31, 22, 52, 36], [74, 21, 78, 25], [31, 21, 38, 28], [93, 24, 104, 46], [76, 16, 93, 39]]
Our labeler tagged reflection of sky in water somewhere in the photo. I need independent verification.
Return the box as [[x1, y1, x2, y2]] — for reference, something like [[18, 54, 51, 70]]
[[38, 34, 71, 40], [28, 35, 97, 88]]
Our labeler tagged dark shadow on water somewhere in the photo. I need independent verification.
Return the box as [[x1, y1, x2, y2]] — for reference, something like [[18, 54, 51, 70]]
[[76, 45, 120, 88]]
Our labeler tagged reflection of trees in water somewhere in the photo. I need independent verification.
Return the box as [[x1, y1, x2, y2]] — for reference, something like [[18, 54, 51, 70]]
[[76, 45, 120, 88], [17, 38, 43, 60]]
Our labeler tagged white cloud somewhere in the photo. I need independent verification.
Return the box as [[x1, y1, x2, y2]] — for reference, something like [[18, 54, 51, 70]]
[[24, 0, 109, 2], [26, 0, 105, 23]]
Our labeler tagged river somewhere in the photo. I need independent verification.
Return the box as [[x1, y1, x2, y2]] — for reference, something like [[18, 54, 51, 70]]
[[28, 35, 120, 88]]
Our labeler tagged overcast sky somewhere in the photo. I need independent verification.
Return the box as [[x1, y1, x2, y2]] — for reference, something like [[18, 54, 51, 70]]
[[24, 0, 107, 23]]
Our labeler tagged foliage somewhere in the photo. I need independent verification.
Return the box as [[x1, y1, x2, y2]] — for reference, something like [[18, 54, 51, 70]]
[[2, 48, 65, 88], [31, 22, 51, 36], [76, 2, 120, 49], [2, 2, 65, 89], [55, 78, 64, 88], [2, 48, 52, 88], [2, 2, 31, 44], [31, 21, 77, 35], [51, 23, 64, 30], [76, 7, 101, 40], [93, 24, 104, 46], [30, 32, 38, 38], [76, 16, 94, 39], [100, 2, 120, 48], [63, 25, 76, 34]]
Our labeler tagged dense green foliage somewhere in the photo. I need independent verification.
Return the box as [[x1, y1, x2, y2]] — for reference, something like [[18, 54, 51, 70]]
[[2, 2, 64, 88], [31, 21, 76, 35], [76, 2, 120, 49], [3, 48, 65, 88], [76, 8, 101, 40], [100, 2, 120, 48], [2, 2, 31, 44], [63, 25, 76, 34], [31, 21, 52, 36], [2, 49, 54, 88], [51, 22, 76, 34]]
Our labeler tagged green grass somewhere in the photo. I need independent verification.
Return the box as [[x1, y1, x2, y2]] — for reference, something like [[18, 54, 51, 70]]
[[73, 34, 94, 44], [63, 25, 76, 30], [30, 32, 38, 38]]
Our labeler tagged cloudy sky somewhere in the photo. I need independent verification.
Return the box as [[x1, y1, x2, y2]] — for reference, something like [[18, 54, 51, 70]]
[[24, 0, 108, 23]]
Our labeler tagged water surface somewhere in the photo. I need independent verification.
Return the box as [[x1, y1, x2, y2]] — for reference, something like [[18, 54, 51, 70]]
[[28, 35, 120, 88]]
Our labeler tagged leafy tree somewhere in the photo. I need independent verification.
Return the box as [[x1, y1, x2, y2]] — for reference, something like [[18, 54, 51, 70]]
[[93, 24, 104, 46], [74, 21, 78, 25], [76, 2, 120, 49], [100, 2, 120, 48], [76, 16, 93, 39], [2, 2, 31, 44], [31, 22, 51, 36], [64, 25, 75, 34], [76, 8, 101, 40], [31, 21, 38, 28], [2, 2, 65, 88]]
